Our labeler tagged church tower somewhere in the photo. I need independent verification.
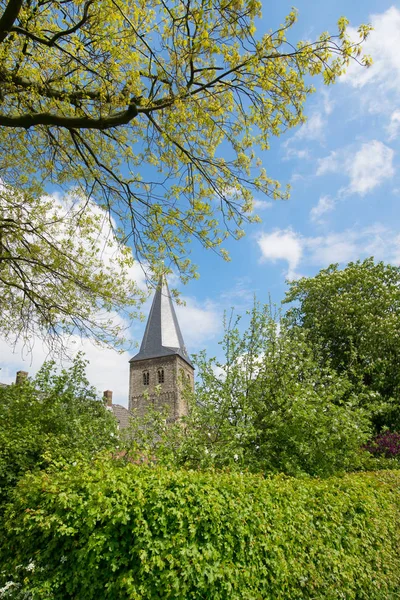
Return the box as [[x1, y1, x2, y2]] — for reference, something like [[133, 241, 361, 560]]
[[129, 277, 194, 420]]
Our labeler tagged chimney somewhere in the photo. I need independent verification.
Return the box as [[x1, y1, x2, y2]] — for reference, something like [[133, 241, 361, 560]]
[[15, 371, 28, 385], [103, 390, 113, 407]]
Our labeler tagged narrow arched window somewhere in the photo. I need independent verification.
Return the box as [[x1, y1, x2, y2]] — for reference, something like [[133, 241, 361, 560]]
[[187, 373, 190, 382], [143, 371, 149, 385], [158, 369, 164, 384]]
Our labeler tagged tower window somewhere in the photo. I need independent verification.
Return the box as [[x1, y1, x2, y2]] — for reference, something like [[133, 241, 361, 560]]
[[143, 371, 149, 385], [187, 373, 190, 382], [158, 369, 164, 384]]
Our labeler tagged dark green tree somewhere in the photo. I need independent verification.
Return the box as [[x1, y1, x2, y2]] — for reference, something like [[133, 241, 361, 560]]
[[284, 258, 400, 430]]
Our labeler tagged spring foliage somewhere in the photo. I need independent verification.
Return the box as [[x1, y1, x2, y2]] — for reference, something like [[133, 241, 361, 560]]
[[1, 461, 399, 599], [0, 189, 146, 351], [0, 356, 117, 508], [0, 0, 371, 345]]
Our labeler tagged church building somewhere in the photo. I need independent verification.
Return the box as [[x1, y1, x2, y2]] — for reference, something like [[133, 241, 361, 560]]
[[128, 276, 194, 421]]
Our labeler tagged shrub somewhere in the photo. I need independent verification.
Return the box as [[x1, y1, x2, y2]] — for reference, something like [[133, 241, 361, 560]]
[[0, 356, 118, 510], [1, 460, 400, 599], [365, 431, 400, 458], [174, 303, 371, 477]]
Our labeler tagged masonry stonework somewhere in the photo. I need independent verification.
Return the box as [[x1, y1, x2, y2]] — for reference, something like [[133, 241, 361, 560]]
[[129, 355, 193, 419], [128, 276, 194, 421]]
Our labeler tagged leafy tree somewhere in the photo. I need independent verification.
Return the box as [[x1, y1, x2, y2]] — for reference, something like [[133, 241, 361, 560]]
[[284, 258, 400, 430], [0, 0, 371, 347], [0, 355, 118, 508], [126, 304, 371, 477], [0, 189, 146, 352]]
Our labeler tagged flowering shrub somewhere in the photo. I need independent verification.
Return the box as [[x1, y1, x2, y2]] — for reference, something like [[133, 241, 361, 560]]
[[365, 431, 400, 458]]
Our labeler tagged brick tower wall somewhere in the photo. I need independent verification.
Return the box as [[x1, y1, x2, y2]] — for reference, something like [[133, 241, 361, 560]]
[[129, 354, 194, 420]]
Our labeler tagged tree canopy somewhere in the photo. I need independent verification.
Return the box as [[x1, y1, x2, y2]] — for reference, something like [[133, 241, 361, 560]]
[[0, 0, 371, 348], [284, 258, 400, 430], [0, 189, 146, 352]]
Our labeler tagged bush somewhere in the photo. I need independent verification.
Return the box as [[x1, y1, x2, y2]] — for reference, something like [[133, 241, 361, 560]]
[[0, 356, 118, 510], [173, 304, 371, 477], [365, 431, 400, 458], [2, 460, 400, 599]]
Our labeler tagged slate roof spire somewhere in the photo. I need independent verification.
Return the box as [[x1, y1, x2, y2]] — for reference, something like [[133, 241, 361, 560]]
[[129, 276, 193, 367]]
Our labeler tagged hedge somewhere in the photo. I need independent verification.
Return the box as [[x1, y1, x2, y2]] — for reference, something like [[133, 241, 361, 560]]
[[1, 461, 399, 599]]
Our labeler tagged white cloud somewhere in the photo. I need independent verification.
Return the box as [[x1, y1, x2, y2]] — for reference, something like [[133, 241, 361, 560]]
[[219, 277, 256, 307], [347, 140, 395, 195], [341, 7, 400, 112], [0, 334, 131, 406], [310, 195, 336, 223], [176, 297, 221, 348], [284, 148, 311, 161], [391, 234, 400, 264], [305, 233, 358, 266], [387, 109, 400, 141], [294, 112, 324, 141], [316, 150, 340, 176], [317, 140, 394, 196], [252, 198, 274, 210], [321, 89, 334, 116], [258, 224, 400, 279], [257, 229, 303, 279]]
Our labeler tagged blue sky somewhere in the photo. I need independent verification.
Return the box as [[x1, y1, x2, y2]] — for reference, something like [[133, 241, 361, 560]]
[[1, 0, 400, 405]]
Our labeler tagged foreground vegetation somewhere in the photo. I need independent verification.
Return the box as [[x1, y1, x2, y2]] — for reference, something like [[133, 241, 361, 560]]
[[1, 259, 399, 597], [2, 462, 400, 599]]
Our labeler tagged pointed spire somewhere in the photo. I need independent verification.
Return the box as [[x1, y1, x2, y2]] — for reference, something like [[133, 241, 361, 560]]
[[130, 276, 193, 367]]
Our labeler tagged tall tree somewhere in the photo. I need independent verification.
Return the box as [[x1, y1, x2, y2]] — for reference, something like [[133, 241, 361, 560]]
[[0, 188, 145, 351], [284, 258, 400, 430], [0, 0, 371, 347]]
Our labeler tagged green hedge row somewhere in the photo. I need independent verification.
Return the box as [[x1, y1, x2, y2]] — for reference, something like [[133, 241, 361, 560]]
[[2, 461, 400, 599]]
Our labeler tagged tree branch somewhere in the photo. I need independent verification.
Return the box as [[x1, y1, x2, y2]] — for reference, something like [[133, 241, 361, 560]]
[[0, 0, 23, 43], [0, 102, 139, 129], [0, 71, 112, 103], [10, 0, 94, 47]]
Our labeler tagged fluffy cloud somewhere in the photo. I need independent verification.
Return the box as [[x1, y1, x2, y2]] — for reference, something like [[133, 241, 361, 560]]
[[258, 224, 400, 279], [317, 140, 395, 196], [310, 195, 336, 223], [316, 150, 340, 176], [252, 198, 274, 210], [305, 233, 359, 266], [257, 229, 303, 279], [0, 333, 132, 406], [293, 112, 324, 142], [341, 7, 400, 113], [387, 110, 400, 141], [176, 297, 221, 348], [347, 141, 395, 195]]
